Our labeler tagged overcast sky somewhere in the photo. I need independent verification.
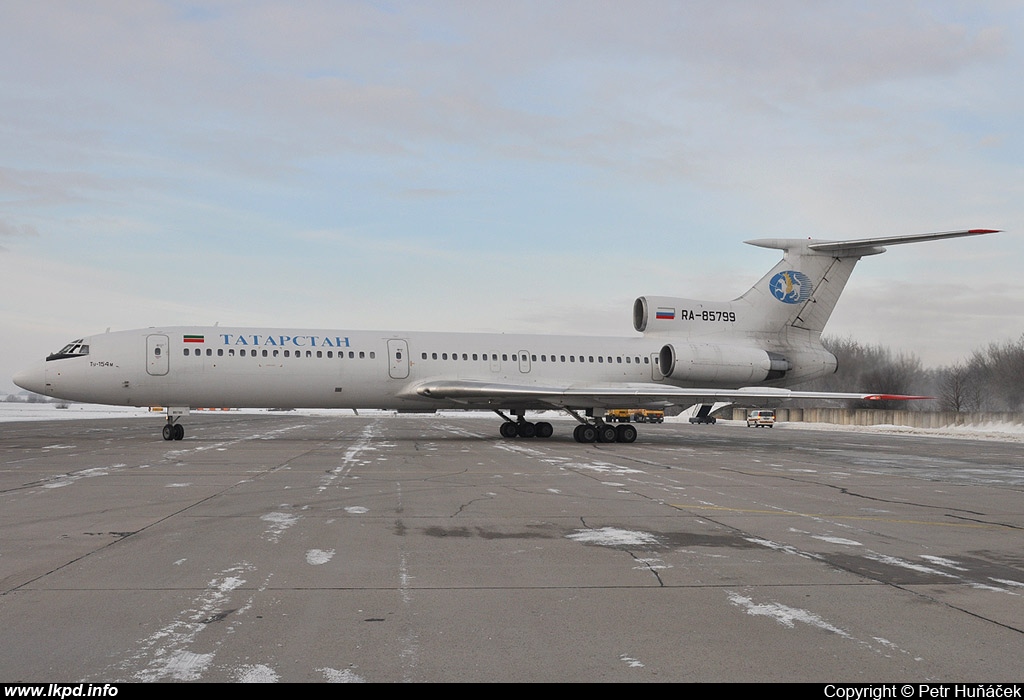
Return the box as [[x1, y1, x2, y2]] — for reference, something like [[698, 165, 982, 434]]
[[2, 1, 1022, 391]]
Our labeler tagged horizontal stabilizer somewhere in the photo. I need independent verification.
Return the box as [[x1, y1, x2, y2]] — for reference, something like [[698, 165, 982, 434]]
[[807, 228, 1001, 253], [734, 228, 1002, 336], [746, 229, 1001, 256]]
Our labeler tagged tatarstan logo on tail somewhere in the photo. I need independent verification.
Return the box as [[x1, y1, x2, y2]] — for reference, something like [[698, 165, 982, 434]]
[[769, 270, 812, 304]]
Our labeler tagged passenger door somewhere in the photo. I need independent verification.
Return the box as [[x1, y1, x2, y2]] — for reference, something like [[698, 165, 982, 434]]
[[387, 339, 410, 379], [146, 334, 169, 376]]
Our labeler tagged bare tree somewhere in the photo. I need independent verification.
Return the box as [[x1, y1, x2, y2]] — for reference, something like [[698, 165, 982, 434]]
[[937, 362, 982, 412]]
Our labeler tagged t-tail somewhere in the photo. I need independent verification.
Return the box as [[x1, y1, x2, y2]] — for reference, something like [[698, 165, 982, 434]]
[[635, 229, 999, 338], [633, 229, 1000, 385]]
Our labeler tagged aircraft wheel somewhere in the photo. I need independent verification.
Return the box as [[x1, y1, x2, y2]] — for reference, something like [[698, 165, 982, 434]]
[[173, 424, 185, 441], [162, 424, 174, 441], [534, 422, 553, 438], [616, 424, 637, 443], [499, 422, 518, 438], [516, 421, 536, 438], [574, 424, 597, 443], [596, 424, 618, 443]]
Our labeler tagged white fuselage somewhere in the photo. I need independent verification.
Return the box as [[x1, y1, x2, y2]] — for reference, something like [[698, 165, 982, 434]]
[[16, 326, 826, 411], [18, 230, 997, 419]]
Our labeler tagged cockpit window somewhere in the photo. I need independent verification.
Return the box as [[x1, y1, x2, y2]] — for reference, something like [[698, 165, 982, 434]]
[[46, 339, 90, 361]]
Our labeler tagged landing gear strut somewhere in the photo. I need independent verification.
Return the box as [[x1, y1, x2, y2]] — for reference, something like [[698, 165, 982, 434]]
[[493, 408, 639, 443], [567, 408, 638, 443], [494, 410, 553, 439], [162, 417, 185, 441], [160, 407, 190, 441]]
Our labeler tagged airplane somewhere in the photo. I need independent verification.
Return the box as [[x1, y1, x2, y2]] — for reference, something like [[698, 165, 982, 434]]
[[12, 228, 1001, 444]]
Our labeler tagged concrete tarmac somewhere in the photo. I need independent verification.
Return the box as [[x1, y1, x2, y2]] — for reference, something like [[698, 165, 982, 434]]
[[1, 413, 1022, 682]]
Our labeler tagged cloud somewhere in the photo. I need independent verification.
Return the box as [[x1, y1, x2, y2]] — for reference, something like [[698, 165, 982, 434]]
[[0, 1, 1021, 389], [0, 221, 39, 237]]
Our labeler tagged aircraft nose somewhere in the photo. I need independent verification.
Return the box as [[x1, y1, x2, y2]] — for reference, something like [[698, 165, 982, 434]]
[[13, 363, 46, 395]]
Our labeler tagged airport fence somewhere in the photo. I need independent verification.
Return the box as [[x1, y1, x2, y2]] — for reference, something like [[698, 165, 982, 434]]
[[728, 407, 1024, 429]]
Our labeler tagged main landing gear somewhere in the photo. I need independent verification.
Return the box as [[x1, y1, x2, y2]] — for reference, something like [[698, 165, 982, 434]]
[[493, 409, 638, 444], [571, 421, 637, 444], [565, 407, 637, 443], [495, 410, 554, 439]]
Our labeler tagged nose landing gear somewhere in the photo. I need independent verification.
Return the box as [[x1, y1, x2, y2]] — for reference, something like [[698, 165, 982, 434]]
[[160, 407, 190, 441], [162, 418, 185, 441]]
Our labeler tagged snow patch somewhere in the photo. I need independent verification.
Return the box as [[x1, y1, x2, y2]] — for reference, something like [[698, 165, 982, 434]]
[[261, 511, 299, 542], [727, 591, 852, 638], [568, 527, 658, 547], [811, 535, 862, 546], [320, 667, 366, 683], [564, 461, 644, 474], [235, 663, 279, 682], [306, 549, 335, 565]]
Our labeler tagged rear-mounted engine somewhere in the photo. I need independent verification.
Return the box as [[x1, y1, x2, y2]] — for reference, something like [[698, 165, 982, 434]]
[[658, 343, 790, 384]]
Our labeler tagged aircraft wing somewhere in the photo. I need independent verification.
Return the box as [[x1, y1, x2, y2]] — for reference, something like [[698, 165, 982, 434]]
[[405, 380, 929, 409]]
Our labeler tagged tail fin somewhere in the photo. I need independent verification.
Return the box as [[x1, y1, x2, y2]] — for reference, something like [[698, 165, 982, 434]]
[[735, 229, 1000, 336]]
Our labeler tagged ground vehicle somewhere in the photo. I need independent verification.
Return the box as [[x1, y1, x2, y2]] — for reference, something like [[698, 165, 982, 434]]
[[637, 409, 664, 423], [608, 409, 666, 423], [746, 410, 776, 428]]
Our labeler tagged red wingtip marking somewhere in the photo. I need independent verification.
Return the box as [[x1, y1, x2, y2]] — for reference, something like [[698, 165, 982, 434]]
[[967, 229, 1000, 234], [864, 394, 934, 401]]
